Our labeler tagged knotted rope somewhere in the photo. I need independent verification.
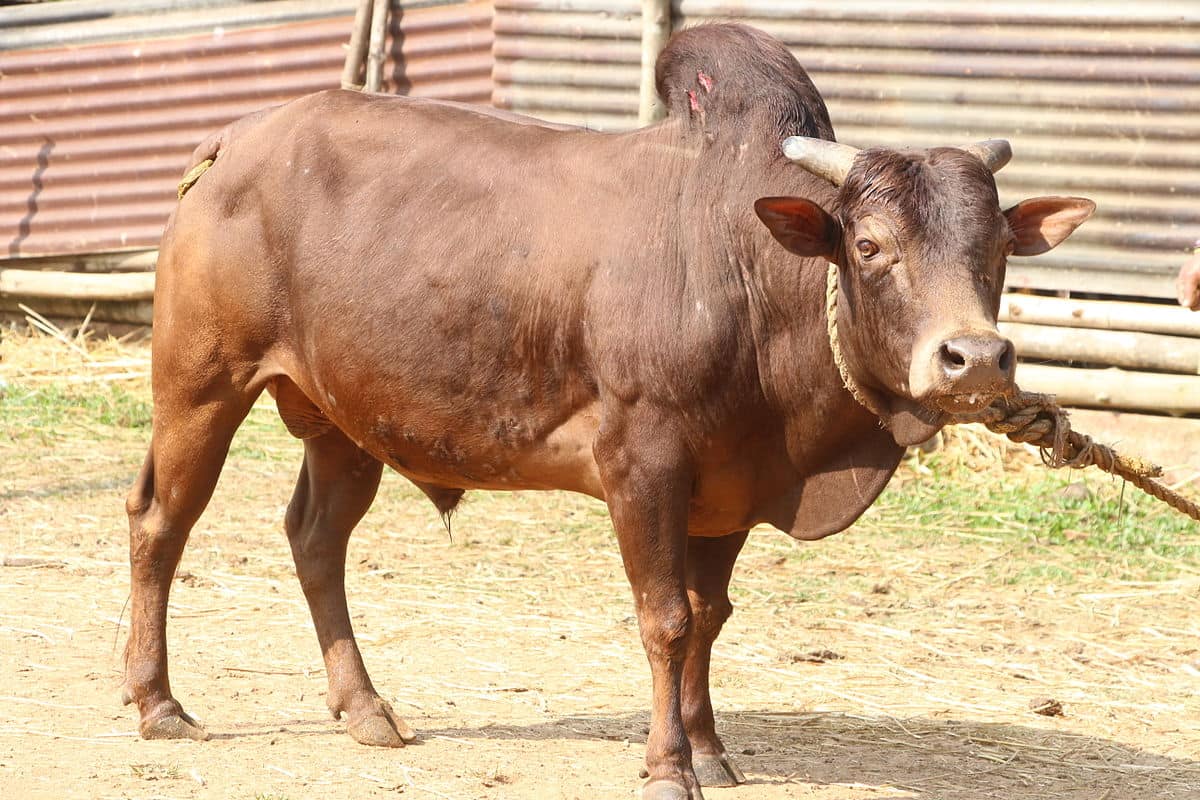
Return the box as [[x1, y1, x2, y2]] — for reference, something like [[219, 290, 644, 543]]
[[825, 260, 1200, 522]]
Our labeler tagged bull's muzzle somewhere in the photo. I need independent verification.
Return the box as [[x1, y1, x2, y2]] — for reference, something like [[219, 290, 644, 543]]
[[932, 332, 1015, 411]]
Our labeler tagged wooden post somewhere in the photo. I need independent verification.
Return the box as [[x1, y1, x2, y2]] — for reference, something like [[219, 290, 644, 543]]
[[0, 269, 155, 301], [638, 0, 671, 125], [1015, 363, 1200, 415], [1000, 321, 1200, 375], [364, 0, 390, 93], [0, 297, 153, 325], [0, 269, 156, 324], [1000, 293, 1200, 338], [340, 0, 373, 90]]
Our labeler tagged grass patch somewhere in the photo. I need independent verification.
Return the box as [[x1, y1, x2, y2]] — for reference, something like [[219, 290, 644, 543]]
[[2, 374, 1195, 582], [129, 763, 181, 781], [867, 447, 1200, 580], [227, 407, 298, 461], [0, 381, 151, 442]]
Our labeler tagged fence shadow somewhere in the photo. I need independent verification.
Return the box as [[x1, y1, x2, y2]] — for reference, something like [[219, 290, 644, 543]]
[[9, 137, 54, 257]]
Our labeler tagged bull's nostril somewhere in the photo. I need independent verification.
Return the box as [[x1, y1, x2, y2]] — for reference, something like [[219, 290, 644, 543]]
[[998, 342, 1014, 373], [940, 343, 966, 369]]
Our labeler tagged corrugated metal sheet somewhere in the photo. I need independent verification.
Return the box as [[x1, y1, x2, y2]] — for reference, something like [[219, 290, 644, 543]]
[[0, 0, 351, 50], [0, 0, 494, 258], [492, 0, 1200, 298]]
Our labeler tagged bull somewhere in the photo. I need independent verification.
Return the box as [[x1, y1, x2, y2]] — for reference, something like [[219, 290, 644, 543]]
[[122, 24, 1094, 800]]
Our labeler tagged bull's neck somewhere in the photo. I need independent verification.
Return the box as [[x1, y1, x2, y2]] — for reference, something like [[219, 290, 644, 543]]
[[600, 122, 879, 434], [710, 149, 885, 439]]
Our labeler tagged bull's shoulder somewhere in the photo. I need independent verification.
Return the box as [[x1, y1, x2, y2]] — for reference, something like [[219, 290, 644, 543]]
[[584, 258, 760, 414]]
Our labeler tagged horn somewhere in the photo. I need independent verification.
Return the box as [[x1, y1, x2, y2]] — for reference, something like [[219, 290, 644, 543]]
[[960, 139, 1012, 173], [781, 137, 860, 187]]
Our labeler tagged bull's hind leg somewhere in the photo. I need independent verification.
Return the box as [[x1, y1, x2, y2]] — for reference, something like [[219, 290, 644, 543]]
[[683, 532, 749, 787], [284, 426, 415, 747], [123, 384, 259, 740]]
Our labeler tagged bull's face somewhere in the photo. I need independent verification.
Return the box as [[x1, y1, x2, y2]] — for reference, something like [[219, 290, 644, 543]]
[[754, 138, 1094, 442]]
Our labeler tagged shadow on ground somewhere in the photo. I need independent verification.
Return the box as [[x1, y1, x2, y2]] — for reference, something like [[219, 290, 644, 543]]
[[417, 709, 1199, 799], [0, 474, 131, 503]]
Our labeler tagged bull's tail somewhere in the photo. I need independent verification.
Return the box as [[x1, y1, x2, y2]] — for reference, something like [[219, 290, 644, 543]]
[[176, 158, 213, 199], [176, 127, 226, 201]]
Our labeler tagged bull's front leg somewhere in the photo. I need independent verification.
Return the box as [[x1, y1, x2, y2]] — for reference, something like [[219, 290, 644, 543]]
[[596, 420, 703, 800], [683, 531, 749, 788]]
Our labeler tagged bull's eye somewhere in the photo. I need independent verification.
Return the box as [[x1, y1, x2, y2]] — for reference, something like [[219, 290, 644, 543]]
[[855, 238, 880, 259]]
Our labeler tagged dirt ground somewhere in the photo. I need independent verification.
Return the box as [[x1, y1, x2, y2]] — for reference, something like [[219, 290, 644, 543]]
[[2, 332, 1199, 800]]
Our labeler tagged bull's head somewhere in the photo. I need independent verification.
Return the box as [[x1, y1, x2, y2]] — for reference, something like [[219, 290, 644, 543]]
[[754, 137, 1094, 444]]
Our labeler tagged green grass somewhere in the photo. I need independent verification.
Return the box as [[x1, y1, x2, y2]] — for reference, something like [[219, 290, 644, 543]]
[[0, 379, 297, 458], [866, 449, 1199, 581], [0, 381, 151, 442], [3, 378, 1196, 580], [129, 762, 181, 780], [227, 407, 299, 461]]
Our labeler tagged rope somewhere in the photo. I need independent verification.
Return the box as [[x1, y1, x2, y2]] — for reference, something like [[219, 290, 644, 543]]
[[826, 253, 888, 419], [824, 260, 1200, 522]]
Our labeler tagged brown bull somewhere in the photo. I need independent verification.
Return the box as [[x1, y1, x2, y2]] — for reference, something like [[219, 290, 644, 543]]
[[123, 24, 1094, 800]]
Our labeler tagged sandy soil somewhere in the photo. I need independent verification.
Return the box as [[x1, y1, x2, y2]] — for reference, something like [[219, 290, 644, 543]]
[[1, 337, 1199, 800]]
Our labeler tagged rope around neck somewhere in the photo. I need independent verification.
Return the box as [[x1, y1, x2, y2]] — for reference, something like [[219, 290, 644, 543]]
[[826, 260, 887, 418], [823, 260, 1200, 522]]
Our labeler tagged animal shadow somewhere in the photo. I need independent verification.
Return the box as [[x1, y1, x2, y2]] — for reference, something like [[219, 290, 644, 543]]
[[426, 709, 1199, 799]]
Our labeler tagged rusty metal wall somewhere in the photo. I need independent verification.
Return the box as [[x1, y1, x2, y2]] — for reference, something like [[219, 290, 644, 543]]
[[0, 0, 494, 259], [492, 0, 1200, 299]]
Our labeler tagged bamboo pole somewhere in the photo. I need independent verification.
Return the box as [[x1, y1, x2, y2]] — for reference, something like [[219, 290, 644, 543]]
[[638, 0, 671, 125], [340, 0, 374, 90], [1000, 321, 1200, 375], [364, 0, 390, 93], [0, 297, 153, 325], [0, 249, 157, 274], [1000, 293, 1200, 338], [1015, 363, 1200, 415], [0, 269, 154, 302]]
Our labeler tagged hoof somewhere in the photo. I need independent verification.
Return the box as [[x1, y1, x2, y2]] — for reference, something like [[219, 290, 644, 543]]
[[140, 710, 209, 742], [347, 699, 416, 748], [692, 752, 746, 787], [643, 779, 700, 800], [120, 685, 134, 706]]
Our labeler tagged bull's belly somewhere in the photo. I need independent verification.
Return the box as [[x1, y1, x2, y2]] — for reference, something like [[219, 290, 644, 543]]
[[268, 371, 778, 537], [370, 403, 606, 498], [270, 372, 605, 498]]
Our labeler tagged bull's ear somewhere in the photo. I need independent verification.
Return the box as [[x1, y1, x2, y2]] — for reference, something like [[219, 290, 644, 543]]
[[754, 197, 840, 259], [1004, 196, 1096, 256]]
